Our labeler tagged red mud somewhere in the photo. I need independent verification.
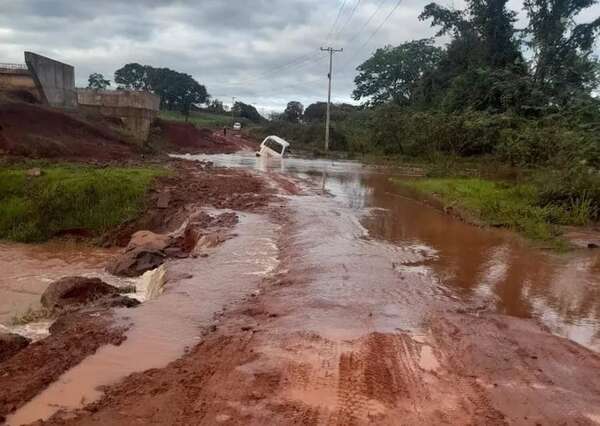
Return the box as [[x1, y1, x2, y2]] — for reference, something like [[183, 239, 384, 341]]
[[0, 312, 126, 421], [103, 160, 273, 247], [38, 194, 600, 426], [0, 102, 138, 161], [156, 119, 256, 154]]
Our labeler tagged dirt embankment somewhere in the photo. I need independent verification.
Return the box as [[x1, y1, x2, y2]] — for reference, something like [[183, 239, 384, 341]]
[[154, 119, 257, 155], [0, 102, 139, 161], [0, 311, 126, 421], [0, 101, 257, 162], [103, 160, 273, 247], [0, 161, 275, 420]]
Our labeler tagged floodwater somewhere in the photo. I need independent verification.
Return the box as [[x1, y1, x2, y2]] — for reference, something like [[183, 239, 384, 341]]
[[4, 152, 600, 424], [0, 241, 123, 328], [175, 152, 600, 351], [6, 211, 279, 425]]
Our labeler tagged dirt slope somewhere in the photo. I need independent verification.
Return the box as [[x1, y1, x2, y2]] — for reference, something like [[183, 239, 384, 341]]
[[155, 119, 257, 154], [0, 102, 138, 161]]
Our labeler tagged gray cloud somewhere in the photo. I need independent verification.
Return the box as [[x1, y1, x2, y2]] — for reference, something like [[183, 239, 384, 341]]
[[0, 0, 598, 114]]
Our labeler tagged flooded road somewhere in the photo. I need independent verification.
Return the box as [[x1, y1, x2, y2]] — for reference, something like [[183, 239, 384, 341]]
[[5, 153, 598, 425], [176, 153, 600, 351], [5, 211, 279, 425]]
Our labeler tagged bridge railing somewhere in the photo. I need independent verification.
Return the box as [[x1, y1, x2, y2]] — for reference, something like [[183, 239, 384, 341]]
[[0, 63, 29, 73]]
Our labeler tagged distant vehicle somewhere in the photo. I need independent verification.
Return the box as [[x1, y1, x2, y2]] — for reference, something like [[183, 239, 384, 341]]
[[233, 122, 242, 130], [256, 135, 290, 158]]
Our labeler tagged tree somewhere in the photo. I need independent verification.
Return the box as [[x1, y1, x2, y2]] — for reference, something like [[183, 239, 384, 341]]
[[524, 0, 600, 103], [233, 101, 264, 123], [114, 63, 150, 90], [87, 73, 110, 90], [113, 63, 210, 117], [207, 99, 226, 114], [175, 74, 209, 120], [419, 0, 523, 69], [304, 102, 328, 121], [353, 39, 443, 106], [283, 101, 304, 123], [304, 102, 358, 121]]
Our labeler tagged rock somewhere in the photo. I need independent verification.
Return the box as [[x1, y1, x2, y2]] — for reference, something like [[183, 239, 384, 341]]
[[41, 276, 119, 309], [127, 230, 171, 252], [0, 333, 31, 363], [588, 243, 599, 249], [25, 167, 42, 177], [108, 230, 172, 277], [93, 294, 141, 309], [107, 248, 166, 277]]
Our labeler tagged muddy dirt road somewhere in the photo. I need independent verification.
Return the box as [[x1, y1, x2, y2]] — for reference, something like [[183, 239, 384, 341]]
[[2, 154, 600, 425]]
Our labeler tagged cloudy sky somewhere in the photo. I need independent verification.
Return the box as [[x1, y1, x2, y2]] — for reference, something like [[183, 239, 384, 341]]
[[1, 0, 598, 114]]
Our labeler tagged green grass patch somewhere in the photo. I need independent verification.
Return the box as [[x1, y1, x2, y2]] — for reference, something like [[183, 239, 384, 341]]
[[0, 163, 166, 242], [159, 110, 252, 129], [393, 177, 587, 248]]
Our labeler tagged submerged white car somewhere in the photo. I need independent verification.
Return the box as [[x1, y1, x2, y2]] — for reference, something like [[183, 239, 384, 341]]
[[233, 122, 242, 130], [256, 135, 290, 158]]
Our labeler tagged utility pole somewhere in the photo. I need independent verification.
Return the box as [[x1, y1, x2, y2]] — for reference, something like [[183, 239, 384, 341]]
[[320, 47, 343, 151]]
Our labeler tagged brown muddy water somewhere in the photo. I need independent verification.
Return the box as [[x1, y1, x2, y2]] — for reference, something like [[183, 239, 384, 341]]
[[5, 210, 279, 425], [0, 241, 122, 330], [176, 153, 600, 351]]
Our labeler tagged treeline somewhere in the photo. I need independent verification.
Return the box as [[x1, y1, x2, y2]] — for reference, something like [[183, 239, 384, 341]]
[[262, 0, 600, 221], [87, 63, 210, 117]]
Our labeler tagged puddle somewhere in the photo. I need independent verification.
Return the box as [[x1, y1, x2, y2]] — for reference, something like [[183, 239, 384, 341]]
[[177, 152, 600, 351]]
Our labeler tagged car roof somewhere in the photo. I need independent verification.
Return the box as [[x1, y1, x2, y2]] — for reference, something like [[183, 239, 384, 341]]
[[264, 135, 290, 147]]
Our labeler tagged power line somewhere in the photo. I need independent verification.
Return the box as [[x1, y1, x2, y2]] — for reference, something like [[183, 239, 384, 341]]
[[332, 0, 362, 41], [342, 0, 403, 69], [359, 0, 403, 49], [325, 0, 349, 44], [345, 0, 387, 45]]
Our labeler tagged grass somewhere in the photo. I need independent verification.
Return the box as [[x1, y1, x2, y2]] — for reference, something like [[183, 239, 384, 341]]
[[0, 163, 166, 242], [159, 110, 252, 129], [392, 177, 589, 248]]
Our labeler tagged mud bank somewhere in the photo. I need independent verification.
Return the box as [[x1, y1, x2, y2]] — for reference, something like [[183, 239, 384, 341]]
[[0, 311, 126, 421], [0, 160, 278, 422], [37, 175, 600, 425]]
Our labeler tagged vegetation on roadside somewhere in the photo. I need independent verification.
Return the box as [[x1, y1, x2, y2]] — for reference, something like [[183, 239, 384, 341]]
[[160, 110, 236, 128], [0, 163, 166, 242], [254, 0, 600, 233], [395, 174, 599, 247]]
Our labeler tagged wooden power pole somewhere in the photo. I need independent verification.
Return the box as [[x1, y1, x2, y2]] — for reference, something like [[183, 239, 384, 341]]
[[320, 47, 343, 152]]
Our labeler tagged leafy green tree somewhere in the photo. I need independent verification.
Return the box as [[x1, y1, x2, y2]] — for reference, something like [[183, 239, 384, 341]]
[[207, 99, 226, 114], [113, 63, 209, 117], [420, 0, 523, 69], [283, 101, 304, 123], [524, 0, 600, 103], [233, 101, 264, 123], [87, 73, 111, 90], [353, 39, 443, 106], [114, 63, 151, 90], [304, 102, 328, 121]]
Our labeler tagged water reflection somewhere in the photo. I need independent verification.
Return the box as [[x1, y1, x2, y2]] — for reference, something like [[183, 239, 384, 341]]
[[173, 153, 600, 351]]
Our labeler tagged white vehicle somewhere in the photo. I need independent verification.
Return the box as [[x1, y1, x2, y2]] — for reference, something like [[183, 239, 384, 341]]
[[233, 122, 242, 131], [256, 135, 290, 158]]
